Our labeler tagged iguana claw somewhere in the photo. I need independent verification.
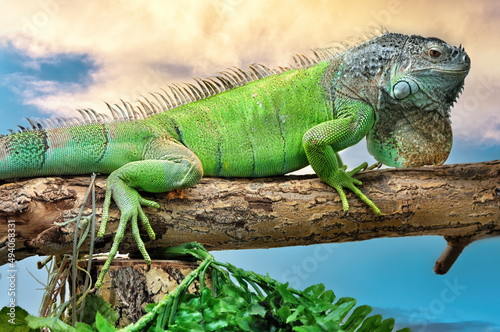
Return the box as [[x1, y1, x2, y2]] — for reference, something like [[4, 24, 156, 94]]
[[329, 163, 382, 215]]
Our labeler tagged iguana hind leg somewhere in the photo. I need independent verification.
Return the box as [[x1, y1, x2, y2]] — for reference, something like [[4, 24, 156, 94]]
[[95, 137, 203, 288]]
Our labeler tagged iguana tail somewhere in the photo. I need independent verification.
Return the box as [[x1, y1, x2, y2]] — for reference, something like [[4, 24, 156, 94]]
[[0, 121, 143, 180]]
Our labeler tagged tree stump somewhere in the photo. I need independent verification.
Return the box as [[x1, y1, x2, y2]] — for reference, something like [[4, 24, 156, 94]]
[[76, 258, 211, 327]]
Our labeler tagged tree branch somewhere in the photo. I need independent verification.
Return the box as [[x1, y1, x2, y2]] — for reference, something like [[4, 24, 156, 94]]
[[1, 161, 499, 273]]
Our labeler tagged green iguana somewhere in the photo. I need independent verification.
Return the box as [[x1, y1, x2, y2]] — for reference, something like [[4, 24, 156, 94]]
[[0, 32, 470, 288]]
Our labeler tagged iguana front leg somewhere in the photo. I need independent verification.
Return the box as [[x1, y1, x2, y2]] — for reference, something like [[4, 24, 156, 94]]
[[303, 100, 381, 215], [95, 137, 203, 288]]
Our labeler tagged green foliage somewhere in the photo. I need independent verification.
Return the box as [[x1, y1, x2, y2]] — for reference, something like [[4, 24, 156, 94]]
[[126, 243, 410, 332], [6, 242, 410, 331], [77, 294, 119, 329], [0, 295, 119, 332], [0, 306, 38, 332], [95, 313, 116, 332]]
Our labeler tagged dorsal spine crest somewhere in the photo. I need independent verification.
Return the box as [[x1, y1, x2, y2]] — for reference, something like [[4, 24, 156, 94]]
[[6, 29, 388, 134]]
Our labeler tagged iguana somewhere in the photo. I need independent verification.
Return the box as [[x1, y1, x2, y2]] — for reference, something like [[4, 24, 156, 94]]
[[0, 32, 470, 288]]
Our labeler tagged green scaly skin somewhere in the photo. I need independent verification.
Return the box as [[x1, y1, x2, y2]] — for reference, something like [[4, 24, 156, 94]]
[[0, 33, 470, 288]]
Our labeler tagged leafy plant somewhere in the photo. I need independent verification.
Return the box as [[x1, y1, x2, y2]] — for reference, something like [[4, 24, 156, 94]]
[[1, 242, 410, 331], [0, 306, 38, 332]]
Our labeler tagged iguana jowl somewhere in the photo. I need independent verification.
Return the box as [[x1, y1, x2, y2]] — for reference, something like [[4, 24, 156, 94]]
[[0, 32, 470, 287]]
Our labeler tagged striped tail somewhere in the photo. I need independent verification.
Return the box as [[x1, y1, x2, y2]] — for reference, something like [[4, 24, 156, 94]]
[[0, 122, 129, 180], [0, 129, 54, 179]]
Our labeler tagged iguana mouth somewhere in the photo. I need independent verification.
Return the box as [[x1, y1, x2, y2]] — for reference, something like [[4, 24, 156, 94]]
[[429, 69, 470, 79], [414, 68, 470, 75], [434, 69, 470, 74]]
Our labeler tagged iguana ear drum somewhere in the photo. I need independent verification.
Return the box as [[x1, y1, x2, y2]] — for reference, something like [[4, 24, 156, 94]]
[[366, 107, 452, 168]]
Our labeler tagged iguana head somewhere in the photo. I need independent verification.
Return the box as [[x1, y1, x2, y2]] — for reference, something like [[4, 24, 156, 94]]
[[366, 33, 471, 167]]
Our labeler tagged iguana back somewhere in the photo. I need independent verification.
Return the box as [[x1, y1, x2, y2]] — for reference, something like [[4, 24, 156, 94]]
[[158, 61, 333, 177]]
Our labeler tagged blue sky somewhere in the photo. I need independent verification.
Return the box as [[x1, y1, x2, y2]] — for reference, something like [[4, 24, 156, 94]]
[[0, 1, 499, 331], [0, 44, 95, 133]]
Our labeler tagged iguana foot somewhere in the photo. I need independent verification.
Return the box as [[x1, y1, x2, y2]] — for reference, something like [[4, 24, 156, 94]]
[[327, 163, 381, 215], [95, 174, 160, 289]]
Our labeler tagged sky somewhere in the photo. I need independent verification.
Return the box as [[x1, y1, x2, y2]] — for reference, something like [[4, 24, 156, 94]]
[[0, 0, 499, 330]]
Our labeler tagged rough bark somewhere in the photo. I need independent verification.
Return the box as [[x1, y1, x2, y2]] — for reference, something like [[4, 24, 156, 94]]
[[0, 161, 499, 271]]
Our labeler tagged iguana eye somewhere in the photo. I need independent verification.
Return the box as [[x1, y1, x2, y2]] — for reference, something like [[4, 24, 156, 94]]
[[429, 48, 442, 58]]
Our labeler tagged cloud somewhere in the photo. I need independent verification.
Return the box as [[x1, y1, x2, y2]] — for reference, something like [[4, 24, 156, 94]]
[[452, 76, 500, 145], [0, 0, 498, 144]]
